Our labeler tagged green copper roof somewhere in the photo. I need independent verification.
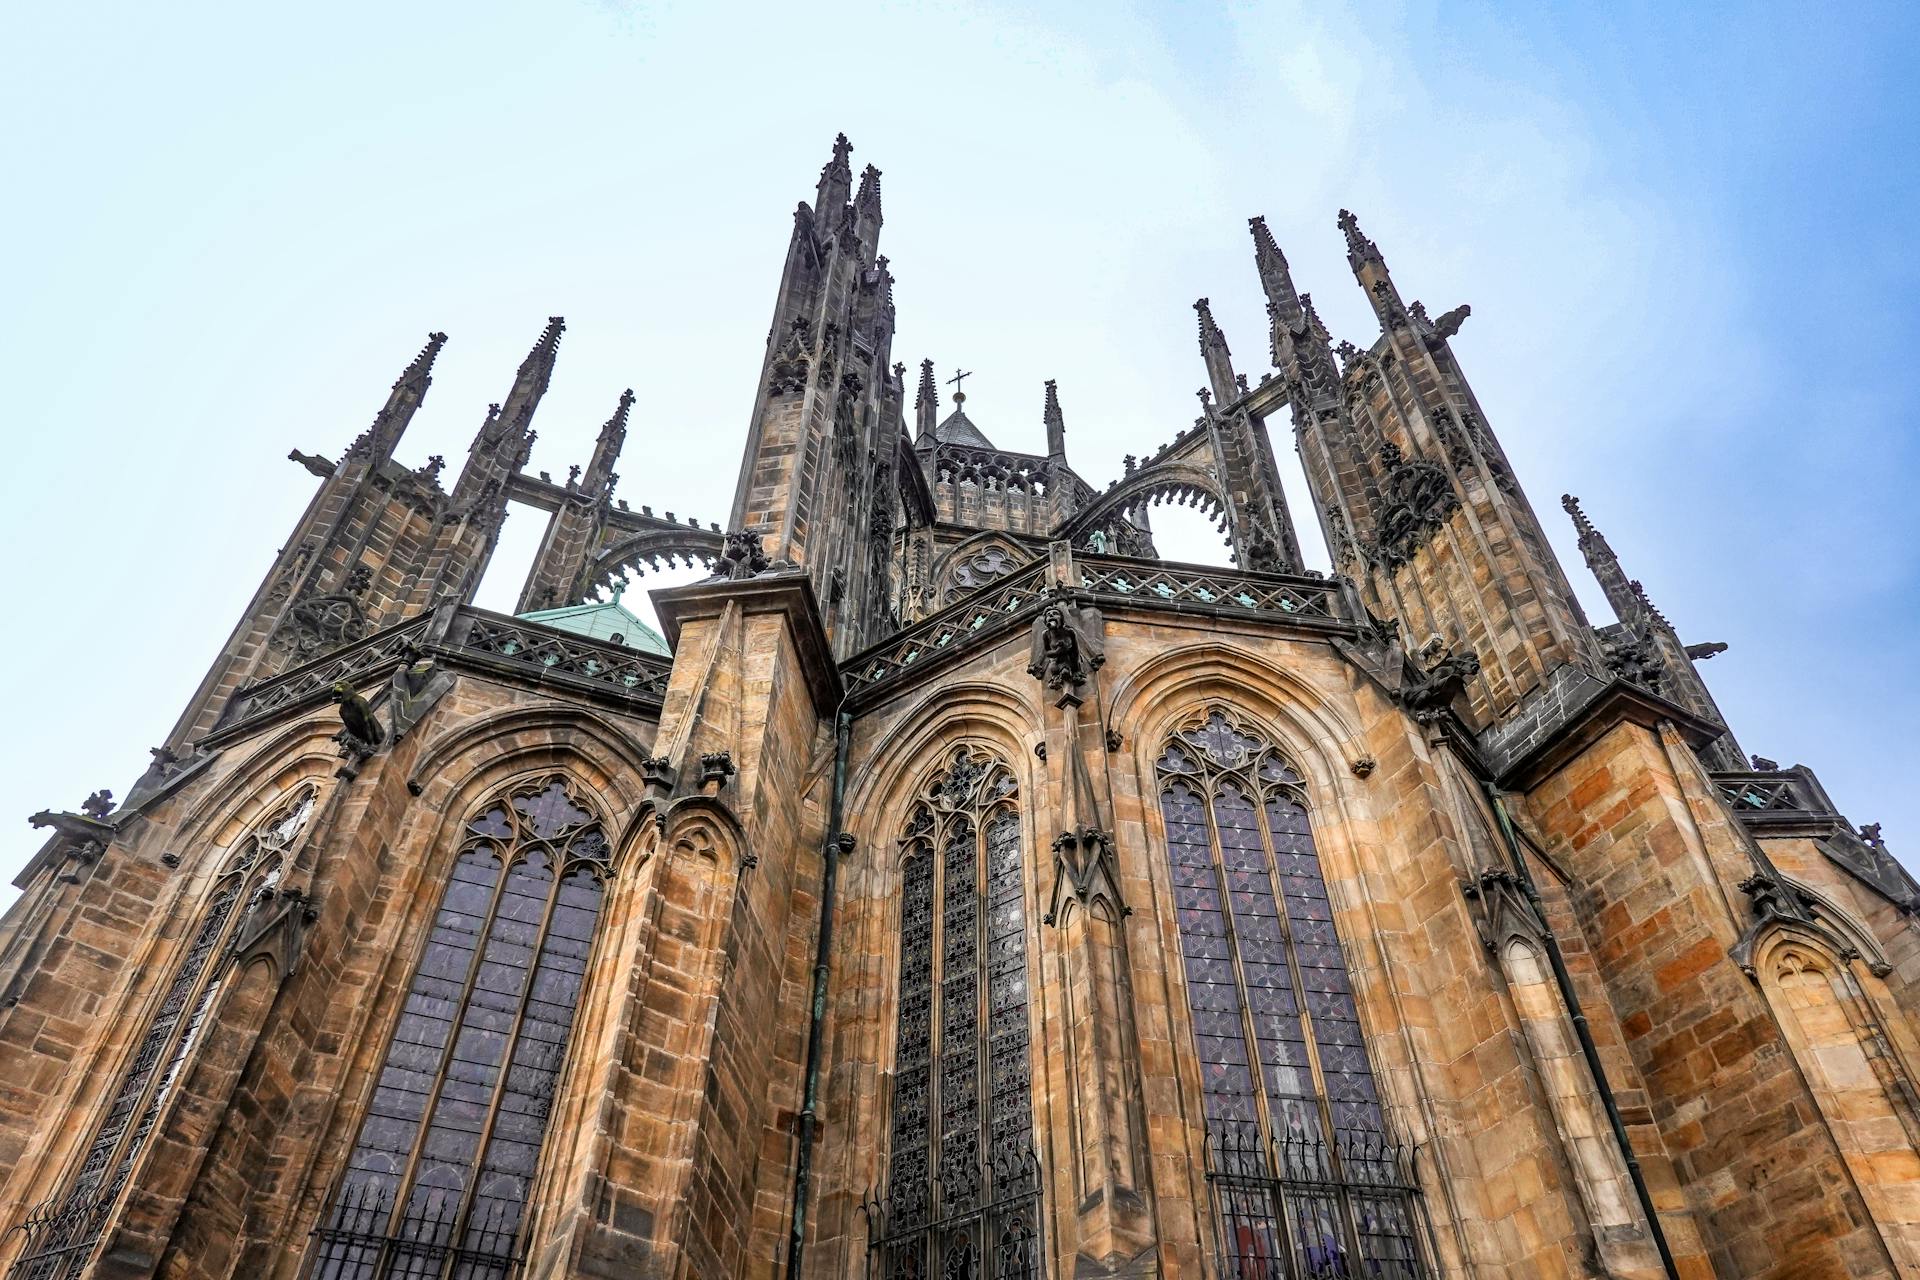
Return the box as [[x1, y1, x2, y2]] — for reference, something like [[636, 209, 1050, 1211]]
[[519, 593, 670, 656]]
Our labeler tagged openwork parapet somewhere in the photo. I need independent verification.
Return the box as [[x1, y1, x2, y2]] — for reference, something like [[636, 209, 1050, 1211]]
[[844, 560, 1051, 699], [1077, 555, 1337, 620], [456, 611, 670, 700]]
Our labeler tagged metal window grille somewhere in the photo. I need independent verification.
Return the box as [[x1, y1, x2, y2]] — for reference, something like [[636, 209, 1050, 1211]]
[[866, 747, 1042, 1280]]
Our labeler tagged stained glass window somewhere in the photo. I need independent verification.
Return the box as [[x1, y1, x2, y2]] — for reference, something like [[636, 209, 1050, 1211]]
[[871, 747, 1040, 1280], [1156, 710, 1425, 1278], [308, 777, 611, 1280], [8, 789, 315, 1280]]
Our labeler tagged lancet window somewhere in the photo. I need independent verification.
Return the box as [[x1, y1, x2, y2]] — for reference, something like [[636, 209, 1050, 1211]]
[[869, 746, 1041, 1280], [8, 788, 316, 1280], [308, 777, 611, 1280], [1155, 710, 1424, 1278]]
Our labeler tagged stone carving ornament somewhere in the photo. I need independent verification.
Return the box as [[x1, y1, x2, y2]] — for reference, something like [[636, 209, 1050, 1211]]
[[1025, 598, 1104, 707]]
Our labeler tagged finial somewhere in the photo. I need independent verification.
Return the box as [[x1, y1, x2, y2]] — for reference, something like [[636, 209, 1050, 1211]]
[[1337, 209, 1381, 265], [394, 331, 449, 389], [1300, 293, 1331, 341], [1249, 215, 1284, 264], [916, 359, 937, 408], [1561, 493, 1597, 538], [856, 163, 882, 212], [947, 367, 971, 405], [1043, 379, 1063, 429], [818, 133, 854, 193], [1194, 297, 1223, 343]]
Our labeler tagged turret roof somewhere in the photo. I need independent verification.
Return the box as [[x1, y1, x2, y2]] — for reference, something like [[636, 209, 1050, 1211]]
[[518, 595, 669, 656], [932, 406, 995, 449]]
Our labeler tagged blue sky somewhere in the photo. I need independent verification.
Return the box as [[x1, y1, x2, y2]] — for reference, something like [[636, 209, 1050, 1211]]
[[2, 1, 1916, 901]]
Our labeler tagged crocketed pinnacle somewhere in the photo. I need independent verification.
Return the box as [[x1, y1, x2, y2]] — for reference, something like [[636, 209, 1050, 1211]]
[[1561, 494, 1601, 545], [514, 317, 566, 403], [599, 388, 636, 446], [816, 133, 854, 211], [1337, 208, 1381, 266], [1248, 215, 1303, 327], [855, 163, 882, 214], [1043, 379, 1064, 429], [914, 359, 939, 443], [582, 388, 634, 497], [394, 331, 449, 390], [1194, 297, 1230, 354]]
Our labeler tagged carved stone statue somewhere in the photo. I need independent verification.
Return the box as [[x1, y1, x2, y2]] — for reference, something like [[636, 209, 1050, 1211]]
[[331, 681, 387, 755], [721, 530, 772, 581], [387, 649, 455, 743], [1026, 599, 1104, 707], [1396, 647, 1481, 725]]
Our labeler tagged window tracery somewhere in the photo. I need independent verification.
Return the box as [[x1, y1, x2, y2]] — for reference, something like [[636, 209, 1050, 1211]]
[[1155, 709, 1424, 1278], [870, 746, 1040, 1280], [8, 789, 316, 1280], [308, 777, 611, 1280]]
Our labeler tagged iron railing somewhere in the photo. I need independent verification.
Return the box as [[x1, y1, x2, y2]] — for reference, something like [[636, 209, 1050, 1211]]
[[306, 1180, 522, 1280], [863, 1150, 1044, 1280], [1205, 1123, 1426, 1280]]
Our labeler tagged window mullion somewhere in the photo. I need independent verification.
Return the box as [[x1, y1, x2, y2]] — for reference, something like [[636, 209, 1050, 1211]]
[[1260, 782, 1368, 1270], [927, 819, 947, 1223], [1196, 769, 1281, 1152], [435, 843, 568, 1280], [378, 846, 516, 1245]]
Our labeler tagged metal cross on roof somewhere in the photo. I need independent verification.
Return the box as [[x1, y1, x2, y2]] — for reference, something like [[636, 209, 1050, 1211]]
[[946, 368, 972, 401]]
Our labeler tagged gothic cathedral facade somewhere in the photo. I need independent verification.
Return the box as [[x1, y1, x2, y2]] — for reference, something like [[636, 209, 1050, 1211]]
[[4, 135, 1919, 1280]]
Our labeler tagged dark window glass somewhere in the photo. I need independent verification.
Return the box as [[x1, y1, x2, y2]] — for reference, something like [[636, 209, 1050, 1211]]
[[309, 777, 610, 1280], [872, 748, 1039, 1280], [1156, 710, 1424, 1278]]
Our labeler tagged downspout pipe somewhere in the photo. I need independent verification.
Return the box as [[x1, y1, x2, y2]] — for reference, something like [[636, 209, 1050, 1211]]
[[787, 709, 853, 1279], [1485, 787, 1681, 1280]]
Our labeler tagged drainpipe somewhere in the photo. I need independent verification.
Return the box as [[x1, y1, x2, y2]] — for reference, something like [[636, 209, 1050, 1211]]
[[1485, 786, 1681, 1280], [786, 710, 853, 1279]]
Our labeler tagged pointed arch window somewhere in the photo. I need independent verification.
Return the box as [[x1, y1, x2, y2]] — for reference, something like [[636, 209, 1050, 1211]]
[[308, 777, 612, 1280], [1155, 710, 1424, 1278], [8, 788, 315, 1280], [869, 746, 1041, 1280]]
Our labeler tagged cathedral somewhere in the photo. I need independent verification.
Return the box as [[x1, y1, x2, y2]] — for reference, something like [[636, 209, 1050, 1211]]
[[5, 132, 1920, 1280]]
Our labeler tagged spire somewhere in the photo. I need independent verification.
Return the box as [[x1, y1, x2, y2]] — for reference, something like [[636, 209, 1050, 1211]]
[[396, 330, 449, 392], [1043, 379, 1066, 459], [1562, 494, 1643, 625], [854, 163, 883, 249], [498, 316, 565, 435], [582, 388, 633, 497], [815, 132, 854, 215], [1249, 216, 1309, 370], [1194, 297, 1239, 404], [915, 359, 939, 444], [454, 316, 564, 503], [1337, 208, 1382, 269], [347, 330, 448, 461]]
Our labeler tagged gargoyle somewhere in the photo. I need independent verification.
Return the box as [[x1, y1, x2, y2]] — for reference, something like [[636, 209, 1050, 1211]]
[[1026, 599, 1105, 708], [1431, 304, 1471, 340], [331, 681, 386, 754], [1395, 647, 1481, 724]]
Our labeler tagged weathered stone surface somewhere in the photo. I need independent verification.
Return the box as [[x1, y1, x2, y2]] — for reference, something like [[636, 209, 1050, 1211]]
[[2, 135, 1915, 1280]]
